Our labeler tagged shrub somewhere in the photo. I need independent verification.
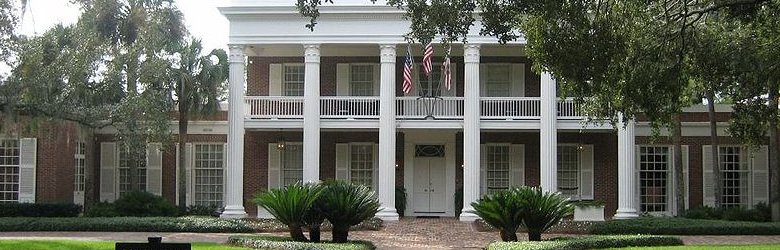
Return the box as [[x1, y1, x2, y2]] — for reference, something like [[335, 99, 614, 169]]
[[185, 205, 221, 217], [472, 187, 573, 242], [228, 235, 375, 250], [112, 191, 178, 217], [590, 217, 780, 235], [316, 180, 380, 243], [486, 235, 683, 250], [252, 182, 323, 242], [0, 216, 255, 232], [84, 202, 118, 217], [682, 204, 770, 222], [0, 203, 81, 217], [395, 186, 406, 217]]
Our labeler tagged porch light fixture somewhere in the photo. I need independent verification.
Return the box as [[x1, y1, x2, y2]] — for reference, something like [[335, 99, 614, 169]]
[[577, 128, 584, 151], [277, 129, 286, 151]]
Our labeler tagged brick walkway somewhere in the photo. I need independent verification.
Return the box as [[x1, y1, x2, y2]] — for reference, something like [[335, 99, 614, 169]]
[[2, 218, 780, 249]]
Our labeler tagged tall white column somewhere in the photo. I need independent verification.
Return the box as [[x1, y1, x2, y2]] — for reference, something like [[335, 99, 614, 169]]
[[377, 44, 399, 221], [540, 72, 558, 192], [221, 44, 248, 218], [303, 44, 321, 183], [460, 44, 481, 222], [614, 115, 639, 219]]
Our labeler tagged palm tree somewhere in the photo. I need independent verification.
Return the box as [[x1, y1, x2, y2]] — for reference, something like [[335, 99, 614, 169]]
[[173, 38, 228, 209]]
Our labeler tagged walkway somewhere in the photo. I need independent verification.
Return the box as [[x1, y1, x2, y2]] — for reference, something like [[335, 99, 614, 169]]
[[2, 218, 780, 249]]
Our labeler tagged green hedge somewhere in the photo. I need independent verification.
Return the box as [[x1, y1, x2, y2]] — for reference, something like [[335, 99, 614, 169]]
[[0, 203, 81, 217], [0, 216, 254, 232], [590, 218, 780, 235], [228, 235, 375, 250], [486, 235, 683, 250]]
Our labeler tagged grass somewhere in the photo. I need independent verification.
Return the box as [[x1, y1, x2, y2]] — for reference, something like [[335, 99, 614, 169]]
[[0, 240, 253, 250], [614, 244, 780, 249]]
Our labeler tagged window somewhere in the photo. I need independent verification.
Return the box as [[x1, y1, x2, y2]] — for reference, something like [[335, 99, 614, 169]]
[[0, 139, 19, 203], [283, 65, 305, 96], [193, 144, 224, 207], [417, 64, 443, 97], [118, 145, 147, 196], [720, 146, 749, 208], [639, 146, 670, 213], [349, 145, 373, 188], [282, 143, 303, 186], [486, 145, 510, 194], [557, 145, 579, 197], [75, 142, 86, 192], [350, 65, 374, 96], [486, 65, 512, 97]]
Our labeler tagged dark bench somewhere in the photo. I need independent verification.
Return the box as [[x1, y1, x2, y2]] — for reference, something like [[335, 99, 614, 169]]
[[115, 236, 191, 250]]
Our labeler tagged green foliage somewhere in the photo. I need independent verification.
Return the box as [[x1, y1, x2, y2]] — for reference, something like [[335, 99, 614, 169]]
[[112, 191, 178, 217], [683, 204, 771, 222], [0, 203, 81, 217], [395, 186, 406, 217], [0, 216, 255, 232], [0, 240, 253, 250], [185, 205, 222, 217], [590, 217, 780, 235], [84, 202, 119, 217], [571, 200, 605, 208], [227, 235, 375, 250], [473, 187, 573, 242], [316, 180, 380, 243], [486, 235, 683, 250], [253, 182, 324, 242]]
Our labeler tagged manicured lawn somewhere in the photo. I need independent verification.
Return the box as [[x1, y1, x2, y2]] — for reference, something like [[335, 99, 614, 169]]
[[0, 240, 253, 250], [614, 244, 780, 249]]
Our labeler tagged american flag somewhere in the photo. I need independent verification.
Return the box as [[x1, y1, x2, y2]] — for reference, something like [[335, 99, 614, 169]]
[[422, 42, 434, 76], [403, 46, 414, 94], [442, 46, 452, 90]]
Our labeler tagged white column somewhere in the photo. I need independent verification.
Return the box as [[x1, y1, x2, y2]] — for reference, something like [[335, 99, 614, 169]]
[[460, 44, 481, 222], [221, 44, 248, 218], [377, 44, 399, 221], [303, 44, 321, 183], [540, 72, 558, 192], [614, 115, 639, 219]]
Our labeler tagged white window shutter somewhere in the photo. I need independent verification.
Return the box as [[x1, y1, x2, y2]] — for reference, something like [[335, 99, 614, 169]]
[[479, 64, 488, 96], [268, 143, 281, 189], [372, 144, 379, 191], [751, 145, 769, 206], [269, 64, 283, 96], [335, 143, 349, 181], [580, 144, 595, 200], [145, 143, 163, 196], [337, 64, 351, 96], [100, 142, 117, 202], [683, 145, 690, 210], [634, 146, 641, 210], [511, 64, 525, 97], [480, 144, 487, 196], [702, 145, 715, 207], [18, 138, 36, 203], [372, 64, 381, 96], [509, 144, 525, 187], [185, 143, 194, 206]]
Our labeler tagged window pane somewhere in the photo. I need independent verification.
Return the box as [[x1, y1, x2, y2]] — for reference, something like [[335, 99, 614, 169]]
[[417, 65, 442, 97], [118, 145, 147, 196], [284, 65, 305, 96], [639, 146, 669, 213], [486, 65, 511, 97], [486, 145, 510, 194], [194, 144, 225, 207], [720, 146, 748, 208], [282, 144, 303, 186], [350, 65, 374, 96], [74, 142, 87, 192], [557, 146, 579, 197], [350, 145, 373, 188], [0, 139, 20, 203]]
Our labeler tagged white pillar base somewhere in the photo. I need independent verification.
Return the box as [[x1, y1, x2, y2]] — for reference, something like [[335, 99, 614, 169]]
[[376, 207, 399, 221], [459, 210, 480, 222], [613, 209, 639, 220], [220, 205, 247, 219]]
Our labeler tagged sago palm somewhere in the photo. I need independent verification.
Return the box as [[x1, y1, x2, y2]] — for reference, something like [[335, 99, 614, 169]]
[[252, 183, 323, 242], [315, 180, 380, 243], [471, 188, 525, 241], [519, 187, 574, 241]]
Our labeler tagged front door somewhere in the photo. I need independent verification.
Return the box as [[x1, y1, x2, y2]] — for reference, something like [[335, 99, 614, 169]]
[[413, 157, 446, 214]]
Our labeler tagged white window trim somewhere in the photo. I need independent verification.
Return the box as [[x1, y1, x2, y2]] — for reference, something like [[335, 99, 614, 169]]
[[346, 142, 376, 188], [0, 138, 20, 203], [349, 63, 376, 96], [191, 143, 226, 208], [485, 63, 513, 97], [282, 63, 305, 97], [281, 142, 304, 186], [74, 142, 86, 192], [485, 143, 511, 193], [717, 144, 751, 208], [557, 143, 581, 198]]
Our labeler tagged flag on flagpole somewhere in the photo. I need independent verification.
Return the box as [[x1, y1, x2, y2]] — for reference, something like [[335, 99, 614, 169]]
[[442, 46, 452, 91], [403, 45, 414, 94], [422, 42, 434, 77]]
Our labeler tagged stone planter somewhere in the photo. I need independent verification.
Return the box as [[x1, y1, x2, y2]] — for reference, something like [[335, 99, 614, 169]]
[[573, 205, 605, 221]]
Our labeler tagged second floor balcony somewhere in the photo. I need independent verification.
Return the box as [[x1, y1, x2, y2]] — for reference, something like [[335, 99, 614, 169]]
[[244, 96, 583, 121]]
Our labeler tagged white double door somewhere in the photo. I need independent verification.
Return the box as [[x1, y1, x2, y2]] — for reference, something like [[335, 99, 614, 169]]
[[413, 157, 447, 213]]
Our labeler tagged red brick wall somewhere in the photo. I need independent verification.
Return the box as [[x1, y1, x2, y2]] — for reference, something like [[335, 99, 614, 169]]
[[34, 121, 80, 203]]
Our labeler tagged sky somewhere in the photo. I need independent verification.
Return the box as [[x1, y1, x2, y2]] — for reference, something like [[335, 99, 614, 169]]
[[19, 0, 229, 53]]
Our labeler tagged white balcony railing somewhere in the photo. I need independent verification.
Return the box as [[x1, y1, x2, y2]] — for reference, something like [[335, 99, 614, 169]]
[[396, 96, 464, 119], [245, 96, 304, 119], [320, 96, 380, 119], [557, 98, 583, 119], [481, 97, 541, 120]]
